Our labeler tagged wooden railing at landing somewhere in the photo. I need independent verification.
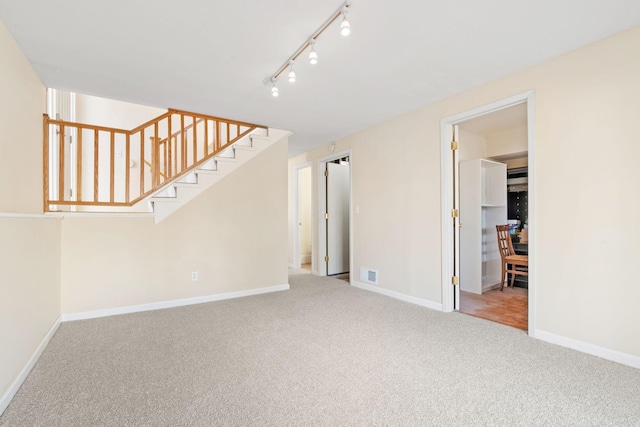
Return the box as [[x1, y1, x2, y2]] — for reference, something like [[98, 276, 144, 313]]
[[43, 109, 266, 212]]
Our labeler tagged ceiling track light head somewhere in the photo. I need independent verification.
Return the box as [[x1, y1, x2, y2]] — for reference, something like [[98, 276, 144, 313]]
[[270, 77, 279, 97], [308, 39, 318, 65], [340, 14, 351, 37], [287, 61, 296, 83]]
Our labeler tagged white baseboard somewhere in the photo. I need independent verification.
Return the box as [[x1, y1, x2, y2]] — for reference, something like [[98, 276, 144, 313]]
[[535, 329, 640, 369], [351, 280, 443, 312], [300, 255, 311, 264], [482, 283, 502, 293], [61, 284, 290, 322], [0, 213, 63, 219], [0, 316, 61, 416]]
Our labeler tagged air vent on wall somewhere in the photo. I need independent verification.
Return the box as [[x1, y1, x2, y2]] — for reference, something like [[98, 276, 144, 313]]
[[360, 267, 378, 284]]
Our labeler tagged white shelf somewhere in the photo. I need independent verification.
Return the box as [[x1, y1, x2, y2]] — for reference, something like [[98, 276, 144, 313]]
[[460, 159, 507, 295]]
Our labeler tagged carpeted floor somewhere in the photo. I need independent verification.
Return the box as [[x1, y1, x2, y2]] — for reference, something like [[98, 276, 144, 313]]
[[1, 270, 639, 426]]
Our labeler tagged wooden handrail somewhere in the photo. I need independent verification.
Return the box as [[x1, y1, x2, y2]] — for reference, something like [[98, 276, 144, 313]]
[[130, 111, 173, 134], [43, 109, 264, 212], [45, 117, 130, 134], [168, 108, 268, 130]]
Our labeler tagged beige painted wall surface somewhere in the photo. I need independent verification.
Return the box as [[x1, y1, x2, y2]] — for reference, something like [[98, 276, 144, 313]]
[[75, 94, 165, 129], [0, 19, 62, 405], [288, 26, 640, 357], [61, 138, 288, 313], [458, 129, 487, 161], [502, 157, 528, 170], [485, 125, 528, 158], [0, 218, 61, 401], [0, 20, 46, 213]]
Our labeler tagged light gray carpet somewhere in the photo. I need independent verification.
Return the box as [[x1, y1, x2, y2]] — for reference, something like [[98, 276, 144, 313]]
[[2, 270, 639, 426]]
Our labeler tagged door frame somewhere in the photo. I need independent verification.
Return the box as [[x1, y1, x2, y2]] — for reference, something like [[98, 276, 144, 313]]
[[440, 90, 537, 335], [317, 149, 353, 277], [293, 162, 313, 270]]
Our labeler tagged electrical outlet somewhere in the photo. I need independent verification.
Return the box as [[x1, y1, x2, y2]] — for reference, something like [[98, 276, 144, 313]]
[[191, 271, 198, 281]]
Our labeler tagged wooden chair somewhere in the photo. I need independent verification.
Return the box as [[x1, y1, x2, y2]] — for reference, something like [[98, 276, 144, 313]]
[[496, 225, 528, 291]]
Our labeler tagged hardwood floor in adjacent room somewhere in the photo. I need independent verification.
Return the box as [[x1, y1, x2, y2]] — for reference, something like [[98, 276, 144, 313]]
[[459, 287, 528, 331]]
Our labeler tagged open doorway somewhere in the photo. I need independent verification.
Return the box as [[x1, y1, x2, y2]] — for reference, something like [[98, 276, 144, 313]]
[[457, 103, 528, 330], [293, 163, 313, 272], [318, 151, 352, 278], [440, 92, 536, 334]]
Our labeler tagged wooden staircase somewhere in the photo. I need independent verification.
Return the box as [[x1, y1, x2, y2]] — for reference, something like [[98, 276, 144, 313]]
[[149, 129, 289, 223], [43, 109, 288, 222]]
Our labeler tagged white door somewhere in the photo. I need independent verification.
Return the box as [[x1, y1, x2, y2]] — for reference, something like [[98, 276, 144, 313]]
[[326, 161, 350, 275]]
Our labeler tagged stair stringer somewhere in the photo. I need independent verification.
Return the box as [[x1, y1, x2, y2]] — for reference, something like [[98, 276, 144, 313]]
[[150, 128, 291, 224]]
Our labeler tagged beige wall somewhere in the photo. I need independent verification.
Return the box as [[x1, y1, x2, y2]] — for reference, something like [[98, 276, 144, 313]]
[[485, 125, 528, 158], [0, 20, 62, 407], [0, 218, 61, 400], [75, 94, 165, 129], [502, 157, 528, 170], [458, 129, 487, 161], [288, 26, 640, 358], [0, 21, 46, 214], [61, 138, 289, 313]]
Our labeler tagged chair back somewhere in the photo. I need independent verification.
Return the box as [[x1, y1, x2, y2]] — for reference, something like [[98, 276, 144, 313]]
[[496, 225, 516, 259]]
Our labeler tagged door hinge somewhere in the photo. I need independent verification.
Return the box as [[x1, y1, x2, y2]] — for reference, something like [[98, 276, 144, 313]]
[[451, 140, 458, 150], [324, 212, 329, 220], [325, 255, 329, 262], [324, 170, 328, 177], [452, 276, 459, 286], [451, 209, 459, 218], [69, 189, 73, 198]]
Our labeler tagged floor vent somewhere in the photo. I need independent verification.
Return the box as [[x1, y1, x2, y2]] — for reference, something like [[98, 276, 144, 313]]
[[360, 267, 378, 284]]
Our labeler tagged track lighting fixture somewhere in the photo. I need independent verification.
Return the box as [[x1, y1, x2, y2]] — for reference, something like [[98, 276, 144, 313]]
[[287, 62, 296, 82], [308, 40, 318, 65], [340, 9, 351, 36], [264, 0, 352, 97]]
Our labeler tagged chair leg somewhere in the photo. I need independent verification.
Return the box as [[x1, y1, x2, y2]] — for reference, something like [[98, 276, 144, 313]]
[[500, 262, 506, 291], [510, 267, 516, 288]]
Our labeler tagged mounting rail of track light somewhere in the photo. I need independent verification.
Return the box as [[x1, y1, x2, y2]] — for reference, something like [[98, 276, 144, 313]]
[[264, 0, 352, 97]]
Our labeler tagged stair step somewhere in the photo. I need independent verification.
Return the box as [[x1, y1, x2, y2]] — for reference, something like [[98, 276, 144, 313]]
[[250, 134, 270, 141], [214, 156, 238, 162], [233, 144, 255, 151], [151, 196, 179, 203], [174, 182, 200, 188], [195, 169, 221, 176]]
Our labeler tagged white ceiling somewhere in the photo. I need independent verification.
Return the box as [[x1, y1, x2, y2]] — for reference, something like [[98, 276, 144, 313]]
[[2, 1, 640, 156]]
